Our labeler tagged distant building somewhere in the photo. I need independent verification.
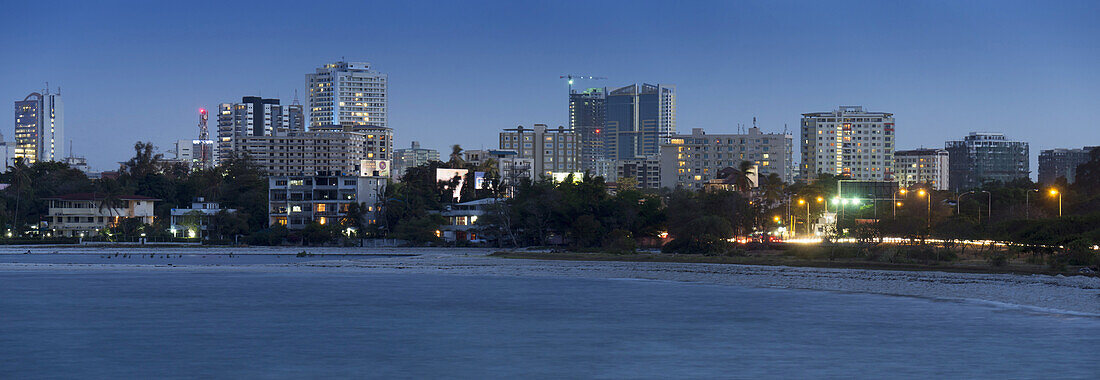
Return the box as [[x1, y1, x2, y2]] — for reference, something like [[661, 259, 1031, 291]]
[[660, 127, 794, 190], [616, 156, 661, 189], [216, 96, 304, 162], [569, 88, 606, 171], [1038, 147, 1097, 184], [604, 84, 676, 160], [44, 193, 158, 237], [306, 61, 388, 129], [499, 124, 579, 177], [232, 125, 392, 178], [169, 198, 237, 239], [800, 106, 895, 181], [0, 133, 17, 171], [173, 138, 215, 171], [945, 132, 1029, 191], [393, 141, 440, 180], [64, 156, 90, 173], [14, 89, 64, 163], [894, 149, 949, 190], [268, 173, 386, 229], [592, 159, 616, 182]]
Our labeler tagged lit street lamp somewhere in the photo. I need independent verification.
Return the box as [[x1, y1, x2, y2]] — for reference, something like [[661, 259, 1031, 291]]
[[893, 188, 908, 218], [1049, 189, 1062, 217], [918, 189, 931, 230]]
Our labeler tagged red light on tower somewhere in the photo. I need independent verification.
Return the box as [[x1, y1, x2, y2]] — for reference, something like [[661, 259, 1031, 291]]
[[199, 108, 207, 114], [595, 129, 601, 134]]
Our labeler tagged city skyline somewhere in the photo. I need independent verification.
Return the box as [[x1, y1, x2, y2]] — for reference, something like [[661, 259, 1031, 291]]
[[2, 1, 1098, 174]]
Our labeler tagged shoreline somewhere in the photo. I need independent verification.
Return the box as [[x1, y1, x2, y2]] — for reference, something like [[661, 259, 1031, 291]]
[[491, 250, 1095, 277]]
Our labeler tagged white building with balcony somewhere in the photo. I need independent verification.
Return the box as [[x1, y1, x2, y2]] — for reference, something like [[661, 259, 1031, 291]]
[[170, 198, 237, 239], [44, 193, 158, 237]]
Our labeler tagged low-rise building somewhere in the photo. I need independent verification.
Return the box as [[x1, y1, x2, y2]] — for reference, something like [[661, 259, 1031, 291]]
[[894, 149, 949, 190], [268, 172, 386, 230], [44, 193, 158, 237], [170, 198, 237, 238], [438, 198, 501, 243]]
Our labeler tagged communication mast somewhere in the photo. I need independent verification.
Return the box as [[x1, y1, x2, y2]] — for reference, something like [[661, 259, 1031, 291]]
[[196, 108, 214, 170]]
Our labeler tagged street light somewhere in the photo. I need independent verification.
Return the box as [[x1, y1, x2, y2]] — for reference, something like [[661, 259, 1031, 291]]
[[893, 188, 908, 219], [918, 189, 931, 230], [798, 199, 807, 236], [1025, 189, 1039, 220], [1050, 188, 1062, 217]]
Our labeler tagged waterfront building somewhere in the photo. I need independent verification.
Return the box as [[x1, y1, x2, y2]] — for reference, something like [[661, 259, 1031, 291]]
[[894, 149, 949, 190], [1038, 147, 1097, 184], [268, 173, 386, 230], [498, 124, 578, 177], [169, 198, 237, 239], [216, 96, 304, 161], [945, 132, 1029, 191], [799, 106, 895, 181], [44, 193, 158, 237], [569, 88, 606, 171], [232, 125, 392, 178], [604, 83, 676, 160], [14, 89, 64, 163], [438, 198, 501, 243], [660, 127, 794, 190], [306, 61, 388, 128]]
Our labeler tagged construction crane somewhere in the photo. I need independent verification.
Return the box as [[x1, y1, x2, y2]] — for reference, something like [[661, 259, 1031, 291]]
[[560, 74, 606, 93]]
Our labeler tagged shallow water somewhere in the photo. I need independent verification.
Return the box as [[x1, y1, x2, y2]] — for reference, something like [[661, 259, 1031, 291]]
[[1, 268, 1097, 378]]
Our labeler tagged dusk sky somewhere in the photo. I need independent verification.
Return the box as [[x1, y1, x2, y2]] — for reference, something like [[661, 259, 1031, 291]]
[[2, 0, 1097, 174]]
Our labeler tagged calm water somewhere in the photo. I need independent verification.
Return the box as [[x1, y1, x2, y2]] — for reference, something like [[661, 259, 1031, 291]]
[[1, 269, 1097, 378]]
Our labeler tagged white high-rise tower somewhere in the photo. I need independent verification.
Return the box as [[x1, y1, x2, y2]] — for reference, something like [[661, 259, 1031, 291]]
[[13, 88, 64, 163], [306, 61, 388, 128]]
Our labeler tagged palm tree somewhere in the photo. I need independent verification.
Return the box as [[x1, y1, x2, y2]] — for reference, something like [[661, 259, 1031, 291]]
[[759, 173, 785, 204], [448, 145, 465, 168], [9, 158, 31, 235], [717, 160, 756, 192]]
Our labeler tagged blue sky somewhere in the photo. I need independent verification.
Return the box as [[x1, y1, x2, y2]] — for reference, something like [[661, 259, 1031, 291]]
[[2, 0, 1097, 175]]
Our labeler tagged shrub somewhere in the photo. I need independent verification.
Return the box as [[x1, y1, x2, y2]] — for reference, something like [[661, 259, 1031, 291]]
[[603, 229, 637, 254]]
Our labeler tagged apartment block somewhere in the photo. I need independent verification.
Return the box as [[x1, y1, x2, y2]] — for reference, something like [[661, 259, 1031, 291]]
[[306, 61, 388, 128], [268, 173, 386, 229], [1038, 147, 1097, 184], [800, 106, 895, 181], [894, 149, 949, 190], [660, 127, 794, 189], [498, 124, 579, 177], [216, 96, 304, 161], [616, 156, 661, 189], [232, 125, 392, 177], [945, 132, 1029, 191]]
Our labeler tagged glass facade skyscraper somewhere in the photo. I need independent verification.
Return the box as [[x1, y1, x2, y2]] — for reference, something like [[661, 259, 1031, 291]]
[[603, 84, 676, 160], [568, 88, 606, 171], [13, 90, 63, 164]]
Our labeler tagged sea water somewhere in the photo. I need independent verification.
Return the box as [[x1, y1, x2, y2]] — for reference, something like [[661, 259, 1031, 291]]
[[1, 265, 1098, 378]]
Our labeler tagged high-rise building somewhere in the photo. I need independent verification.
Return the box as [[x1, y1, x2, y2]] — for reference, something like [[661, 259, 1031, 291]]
[[894, 149, 949, 190], [616, 156, 662, 189], [393, 141, 440, 179], [660, 127, 794, 189], [800, 106, 895, 181], [306, 61, 388, 128], [499, 124, 579, 177], [14, 89, 64, 163], [1038, 147, 1097, 184], [216, 96, 304, 161], [604, 84, 676, 160], [945, 132, 1029, 191], [569, 88, 606, 171]]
